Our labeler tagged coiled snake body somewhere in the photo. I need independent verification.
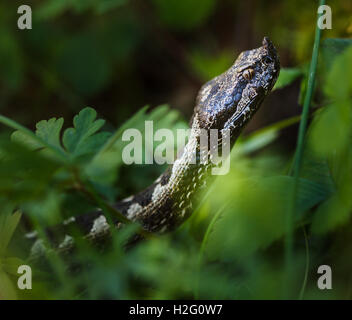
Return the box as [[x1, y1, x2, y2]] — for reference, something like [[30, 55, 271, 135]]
[[28, 38, 280, 257]]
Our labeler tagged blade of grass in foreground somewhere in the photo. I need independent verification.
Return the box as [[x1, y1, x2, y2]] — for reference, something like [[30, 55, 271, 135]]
[[284, 0, 326, 299]]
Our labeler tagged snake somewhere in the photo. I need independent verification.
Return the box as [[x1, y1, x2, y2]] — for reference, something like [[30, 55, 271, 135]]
[[27, 37, 280, 258]]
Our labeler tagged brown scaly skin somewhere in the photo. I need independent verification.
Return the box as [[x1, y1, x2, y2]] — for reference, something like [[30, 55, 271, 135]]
[[27, 37, 280, 258]]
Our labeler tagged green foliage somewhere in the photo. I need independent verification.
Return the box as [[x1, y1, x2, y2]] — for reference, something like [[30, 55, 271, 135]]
[[0, 210, 22, 256], [307, 43, 352, 234], [62, 108, 111, 159], [0, 209, 23, 299], [2, 35, 352, 298], [87, 105, 187, 184], [0, 0, 352, 301], [204, 176, 329, 259], [189, 50, 234, 81], [37, 0, 127, 17], [151, 0, 215, 30], [56, 36, 113, 97], [273, 68, 304, 91], [11, 107, 112, 163]]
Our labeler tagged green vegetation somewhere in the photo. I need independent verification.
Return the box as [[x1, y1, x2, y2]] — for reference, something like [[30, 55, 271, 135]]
[[0, 0, 352, 300]]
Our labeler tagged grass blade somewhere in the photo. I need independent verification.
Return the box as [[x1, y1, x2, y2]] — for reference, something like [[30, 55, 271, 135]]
[[284, 0, 326, 299]]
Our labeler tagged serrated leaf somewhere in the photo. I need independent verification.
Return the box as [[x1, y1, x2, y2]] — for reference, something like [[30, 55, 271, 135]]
[[10, 117, 67, 161], [1, 115, 66, 161], [35, 117, 64, 151], [63, 107, 110, 158]]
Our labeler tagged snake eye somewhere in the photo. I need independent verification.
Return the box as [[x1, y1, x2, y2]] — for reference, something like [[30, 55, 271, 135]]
[[243, 68, 254, 81], [263, 56, 273, 65]]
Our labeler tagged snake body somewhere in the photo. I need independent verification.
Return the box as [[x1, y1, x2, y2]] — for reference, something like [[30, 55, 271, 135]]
[[28, 37, 280, 257]]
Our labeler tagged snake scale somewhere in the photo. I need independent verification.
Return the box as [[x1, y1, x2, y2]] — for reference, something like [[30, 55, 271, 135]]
[[27, 37, 280, 258]]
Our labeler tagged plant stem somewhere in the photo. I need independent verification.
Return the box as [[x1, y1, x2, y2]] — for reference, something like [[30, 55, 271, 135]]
[[284, 0, 325, 298], [299, 226, 310, 300]]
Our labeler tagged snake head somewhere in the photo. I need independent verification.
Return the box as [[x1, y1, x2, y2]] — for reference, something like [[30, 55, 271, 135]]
[[195, 37, 280, 138]]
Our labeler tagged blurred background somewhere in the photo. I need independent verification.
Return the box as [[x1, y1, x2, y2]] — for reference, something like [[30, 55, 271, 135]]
[[1, 0, 352, 300], [0, 0, 350, 133]]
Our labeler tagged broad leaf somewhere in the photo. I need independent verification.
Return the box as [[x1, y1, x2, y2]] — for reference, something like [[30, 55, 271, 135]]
[[0, 271, 17, 300], [63, 107, 111, 158], [205, 175, 331, 259], [35, 117, 65, 152], [1, 257, 25, 276], [321, 38, 352, 70]]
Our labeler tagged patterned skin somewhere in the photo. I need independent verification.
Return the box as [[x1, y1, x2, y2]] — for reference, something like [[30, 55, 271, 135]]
[[27, 37, 280, 258]]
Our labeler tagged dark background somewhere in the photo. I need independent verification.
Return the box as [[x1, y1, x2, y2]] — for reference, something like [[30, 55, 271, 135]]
[[1, 0, 350, 141]]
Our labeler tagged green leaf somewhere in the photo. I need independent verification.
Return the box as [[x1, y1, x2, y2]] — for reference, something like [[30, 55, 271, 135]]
[[0, 115, 66, 162], [231, 114, 301, 160], [308, 103, 351, 157], [86, 105, 187, 184], [205, 176, 331, 259], [310, 144, 352, 234], [311, 193, 351, 234], [1, 257, 25, 276], [11, 117, 66, 158], [35, 118, 65, 151], [300, 148, 335, 193], [11, 130, 43, 150], [0, 271, 17, 300], [273, 68, 303, 90], [189, 50, 233, 81], [22, 191, 62, 224], [63, 107, 111, 158], [321, 38, 352, 70], [324, 46, 352, 99], [0, 211, 21, 256]]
